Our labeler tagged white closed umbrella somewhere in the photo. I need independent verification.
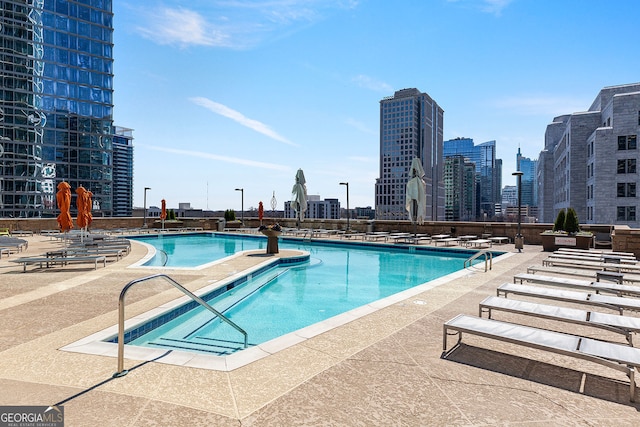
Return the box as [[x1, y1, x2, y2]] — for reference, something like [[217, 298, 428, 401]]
[[291, 168, 308, 228], [406, 157, 427, 226]]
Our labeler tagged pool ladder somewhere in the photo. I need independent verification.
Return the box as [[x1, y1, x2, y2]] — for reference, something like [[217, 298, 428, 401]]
[[464, 249, 493, 272], [113, 274, 248, 378]]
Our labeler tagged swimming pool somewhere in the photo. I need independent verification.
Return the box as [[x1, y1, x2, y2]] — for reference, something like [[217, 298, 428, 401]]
[[115, 233, 501, 356], [132, 233, 267, 268]]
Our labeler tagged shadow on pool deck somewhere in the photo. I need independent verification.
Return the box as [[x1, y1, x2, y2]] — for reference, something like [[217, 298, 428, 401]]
[[1, 234, 640, 426]]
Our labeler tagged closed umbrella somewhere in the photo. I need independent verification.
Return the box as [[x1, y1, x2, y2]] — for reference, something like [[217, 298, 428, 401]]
[[56, 181, 73, 232], [75, 186, 92, 228], [291, 169, 307, 228], [258, 201, 264, 225], [405, 157, 427, 228], [161, 199, 167, 229], [76, 185, 93, 241]]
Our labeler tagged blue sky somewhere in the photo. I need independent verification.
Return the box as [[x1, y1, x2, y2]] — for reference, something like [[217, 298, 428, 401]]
[[112, 0, 640, 212]]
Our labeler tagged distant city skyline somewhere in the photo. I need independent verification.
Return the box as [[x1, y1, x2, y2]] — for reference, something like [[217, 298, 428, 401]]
[[111, 0, 640, 212]]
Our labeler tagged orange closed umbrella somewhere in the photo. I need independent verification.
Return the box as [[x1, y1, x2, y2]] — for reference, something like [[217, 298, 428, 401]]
[[86, 189, 93, 228], [160, 199, 167, 229], [76, 185, 93, 229], [258, 201, 264, 224], [56, 182, 73, 232]]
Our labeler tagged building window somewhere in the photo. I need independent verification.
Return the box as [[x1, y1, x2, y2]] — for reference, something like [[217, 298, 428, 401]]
[[618, 135, 638, 150], [617, 206, 637, 221], [618, 159, 637, 173], [618, 183, 636, 197]]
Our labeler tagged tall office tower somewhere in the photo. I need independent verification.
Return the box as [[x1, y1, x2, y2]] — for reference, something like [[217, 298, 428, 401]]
[[112, 126, 133, 217], [443, 138, 501, 220], [538, 83, 640, 226], [501, 185, 517, 206], [0, 0, 117, 217], [375, 88, 444, 221], [444, 155, 476, 221], [516, 147, 538, 207]]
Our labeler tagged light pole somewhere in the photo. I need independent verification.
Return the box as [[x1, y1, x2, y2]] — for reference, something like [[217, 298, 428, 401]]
[[339, 182, 349, 231], [512, 171, 524, 252], [143, 187, 151, 228], [235, 188, 244, 226]]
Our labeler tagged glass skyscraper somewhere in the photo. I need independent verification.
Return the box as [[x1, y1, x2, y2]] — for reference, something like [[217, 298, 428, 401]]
[[112, 126, 133, 217], [0, 0, 115, 217], [516, 147, 537, 207], [375, 88, 444, 221], [443, 138, 501, 220]]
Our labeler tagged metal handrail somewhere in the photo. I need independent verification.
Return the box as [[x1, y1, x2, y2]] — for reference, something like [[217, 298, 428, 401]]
[[113, 274, 248, 378], [464, 250, 493, 272]]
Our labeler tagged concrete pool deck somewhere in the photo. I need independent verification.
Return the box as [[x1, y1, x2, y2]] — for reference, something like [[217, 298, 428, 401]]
[[1, 233, 640, 425]]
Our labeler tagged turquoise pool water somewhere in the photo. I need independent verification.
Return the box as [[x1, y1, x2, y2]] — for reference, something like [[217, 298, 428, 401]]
[[134, 233, 266, 267], [123, 233, 496, 355]]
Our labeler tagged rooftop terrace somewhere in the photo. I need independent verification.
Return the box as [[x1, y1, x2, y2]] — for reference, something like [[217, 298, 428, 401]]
[[1, 232, 639, 425]]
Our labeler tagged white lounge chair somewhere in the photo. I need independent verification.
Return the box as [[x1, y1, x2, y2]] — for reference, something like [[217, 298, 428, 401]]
[[11, 255, 107, 272], [497, 283, 640, 314], [443, 314, 640, 401], [464, 239, 493, 248], [513, 273, 640, 297], [542, 257, 640, 273], [525, 265, 640, 285], [547, 253, 637, 265], [527, 265, 600, 278], [433, 237, 459, 247], [556, 247, 635, 259], [479, 296, 640, 345]]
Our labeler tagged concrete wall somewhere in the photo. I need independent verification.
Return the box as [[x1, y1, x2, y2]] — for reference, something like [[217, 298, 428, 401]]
[[2, 217, 633, 254]]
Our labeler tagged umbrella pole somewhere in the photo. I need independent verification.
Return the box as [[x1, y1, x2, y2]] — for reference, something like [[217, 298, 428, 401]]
[[412, 200, 417, 237]]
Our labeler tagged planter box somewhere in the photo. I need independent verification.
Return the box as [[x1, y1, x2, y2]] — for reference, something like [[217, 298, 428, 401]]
[[541, 233, 593, 252]]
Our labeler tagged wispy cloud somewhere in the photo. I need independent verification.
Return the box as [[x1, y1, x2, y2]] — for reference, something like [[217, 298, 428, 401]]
[[480, 0, 513, 15], [447, 0, 514, 16], [135, 1, 360, 49], [345, 117, 376, 135], [136, 8, 231, 48], [351, 74, 393, 93], [141, 144, 290, 171], [491, 95, 588, 116], [190, 97, 297, 146]]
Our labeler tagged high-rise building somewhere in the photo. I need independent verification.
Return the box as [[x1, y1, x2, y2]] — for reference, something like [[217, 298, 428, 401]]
[[501, 185, 517, 207], [112, 126, 133, 217], [0, 0, 124, 218], [538, 83, 640, 226], [443, 155, 476, 221], [516, 147, 538, 208], [284, 196, 340, 220], [443, 138, 502, 220], [375, 88, 444, 221]]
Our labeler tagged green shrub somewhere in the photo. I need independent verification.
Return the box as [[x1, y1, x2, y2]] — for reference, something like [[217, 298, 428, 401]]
[[553, 209, 566, 232], [564, 207, 580, 234], [224, 209, 236, 221]]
